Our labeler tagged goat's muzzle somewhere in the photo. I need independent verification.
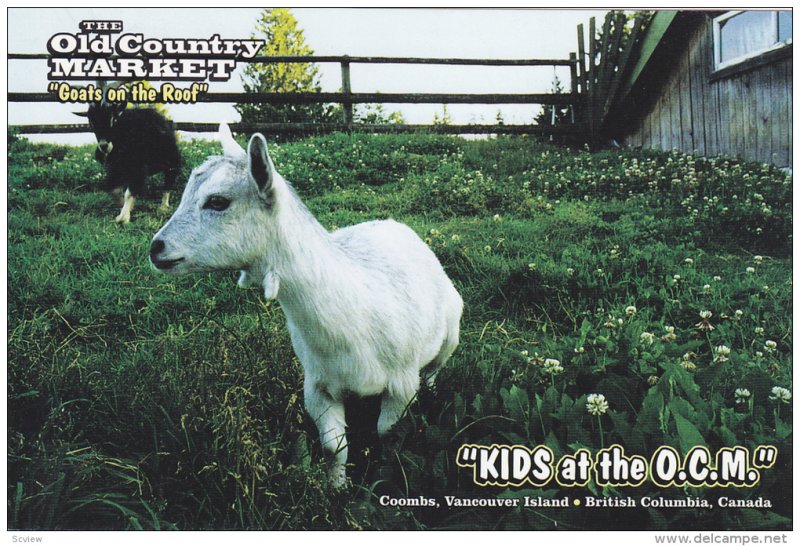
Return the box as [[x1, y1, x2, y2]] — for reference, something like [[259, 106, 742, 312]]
[[97, 140, 113, 155], [149, 239, 184, 271]]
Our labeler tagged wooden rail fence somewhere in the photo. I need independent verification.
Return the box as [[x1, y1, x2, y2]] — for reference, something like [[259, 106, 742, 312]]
[[9, 13, 651, 145]]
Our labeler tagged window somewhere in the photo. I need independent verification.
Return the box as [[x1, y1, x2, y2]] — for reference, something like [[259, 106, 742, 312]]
[[713, 11, 792, 70]]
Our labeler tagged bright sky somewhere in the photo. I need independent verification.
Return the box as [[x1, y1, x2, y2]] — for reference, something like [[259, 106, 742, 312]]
[[8, 7, 608, 144]]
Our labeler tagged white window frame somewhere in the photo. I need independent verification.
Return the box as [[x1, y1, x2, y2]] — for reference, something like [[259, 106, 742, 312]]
[[712, 10, 792, 71]]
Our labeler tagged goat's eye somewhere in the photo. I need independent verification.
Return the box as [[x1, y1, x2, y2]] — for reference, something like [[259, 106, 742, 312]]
[[203, 196, 231, 211]]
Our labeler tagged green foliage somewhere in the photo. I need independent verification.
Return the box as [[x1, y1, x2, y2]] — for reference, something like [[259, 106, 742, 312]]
[[8, 134, 792, 530], [432, 105, 452, 126], [535, 75, 571, 128], [235, 8, 331, 126]]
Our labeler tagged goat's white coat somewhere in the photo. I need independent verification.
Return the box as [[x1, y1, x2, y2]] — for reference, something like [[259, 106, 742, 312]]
[[152, 125, 463, 485]]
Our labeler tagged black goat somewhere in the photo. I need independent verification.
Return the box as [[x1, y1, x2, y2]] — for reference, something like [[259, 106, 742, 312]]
[[76, 99, 181, 224]]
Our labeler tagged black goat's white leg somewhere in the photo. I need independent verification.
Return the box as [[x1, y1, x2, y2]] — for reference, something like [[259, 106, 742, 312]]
[[159, 168, 179, 214], [159, 191, 171, 213], [305, 382, 348, 487], [115, 188, 136, 224]]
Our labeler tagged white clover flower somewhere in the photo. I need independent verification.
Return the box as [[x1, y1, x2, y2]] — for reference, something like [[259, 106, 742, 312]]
[[746, 267, 755, 274], [755, 327, 765, 335], [754, 255, 763, 263], [429, 228, 440, 236], [543, 358, 564, 374], [566, 267, 575, 276], [684, 258, 694, 265], [484, 245, 492, 253], [714, 345, 731, 363], [700, 310, 712, 319], [586, 394, 609, 416], [528, 263, 537, 272], [661, 326, 677, 342], [769, 386, 792, 403], [595, 268, 604, 276], [574, 346, 585, 354], [734, 310, 743, 319], [735, 388, 751, 404], [640, 332, 655, 345], [764, 340, 777, 353], [451, 234, 460, 242], [520, 350, 529, 357], [673, 274, 681, 281], [493, 214, 502, 223], [755, 351, 764, 359], [703, 284, 712, 293], [682, 360, 698, 372], [647, 376, 659, 386], [713, 275, 722, 282], [625, 305, 637, 316]]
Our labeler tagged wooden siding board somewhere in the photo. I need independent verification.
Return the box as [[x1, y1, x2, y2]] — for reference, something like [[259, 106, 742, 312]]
[[721, 79, 732, 157], [743, 71, 759, 163], [771, 59, 783, 165], [679, 48, 694, 153], [670, 69, 682, 151], [755, 66, 771, 164], [786, 59, 792, 167], [661, 93, 671, 151], [701, 21, 720, 157], [688, 25, 707, 156]]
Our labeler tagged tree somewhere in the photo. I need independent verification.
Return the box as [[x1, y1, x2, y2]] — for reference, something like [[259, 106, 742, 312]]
[[534, 75, 571, 128], [235, 9, 330, 126], [354, 103, 405, 125]]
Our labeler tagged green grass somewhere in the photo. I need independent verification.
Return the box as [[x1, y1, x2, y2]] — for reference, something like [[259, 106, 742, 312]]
[[7, 131, 792, 530]]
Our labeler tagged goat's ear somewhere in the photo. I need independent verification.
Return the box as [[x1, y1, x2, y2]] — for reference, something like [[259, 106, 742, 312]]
[[248, 133, 273, 194], [218, 123, 245, 159]]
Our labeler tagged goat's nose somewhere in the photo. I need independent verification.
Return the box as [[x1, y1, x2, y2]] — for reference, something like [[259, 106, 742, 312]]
[[150, 239, 165, 258]]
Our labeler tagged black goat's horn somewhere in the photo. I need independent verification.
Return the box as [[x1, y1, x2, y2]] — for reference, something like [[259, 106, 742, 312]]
[[73, 111, 89, 117]]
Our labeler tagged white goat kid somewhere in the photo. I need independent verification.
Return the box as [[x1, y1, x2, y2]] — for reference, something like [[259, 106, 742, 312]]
[[150, 125, 463, 486]]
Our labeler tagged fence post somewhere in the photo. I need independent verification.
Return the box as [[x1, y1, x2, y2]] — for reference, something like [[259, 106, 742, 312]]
[[340, 56, 353, 129], [569, 52, 578, 124], [588, 16, 599, 150]]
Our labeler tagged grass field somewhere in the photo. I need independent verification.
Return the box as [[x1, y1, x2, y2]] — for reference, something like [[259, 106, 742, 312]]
[[7, 130, 792, 530]]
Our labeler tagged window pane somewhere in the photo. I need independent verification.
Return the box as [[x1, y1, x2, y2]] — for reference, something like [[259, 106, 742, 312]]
[[719, 11, 774, 63], [778, 11, 792, 42]]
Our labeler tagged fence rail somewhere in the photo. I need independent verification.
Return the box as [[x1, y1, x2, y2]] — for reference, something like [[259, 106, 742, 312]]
[[8, 53, 575, 66], [9, 91, 580, 105], [11, 121, 588, 136]]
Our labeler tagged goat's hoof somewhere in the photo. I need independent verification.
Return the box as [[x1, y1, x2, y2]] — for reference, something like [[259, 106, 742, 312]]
[[114, 214, 131, 224]]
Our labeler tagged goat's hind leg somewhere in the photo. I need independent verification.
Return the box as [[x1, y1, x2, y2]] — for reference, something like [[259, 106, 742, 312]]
[[378, 372, 420, 437], [159, 167, 179, 214], [305, 382, 348, 487]]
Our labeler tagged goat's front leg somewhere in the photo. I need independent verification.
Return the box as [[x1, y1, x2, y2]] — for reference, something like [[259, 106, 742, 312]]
[[115, 188, 136, 224], [305, 381, 348, 487]]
